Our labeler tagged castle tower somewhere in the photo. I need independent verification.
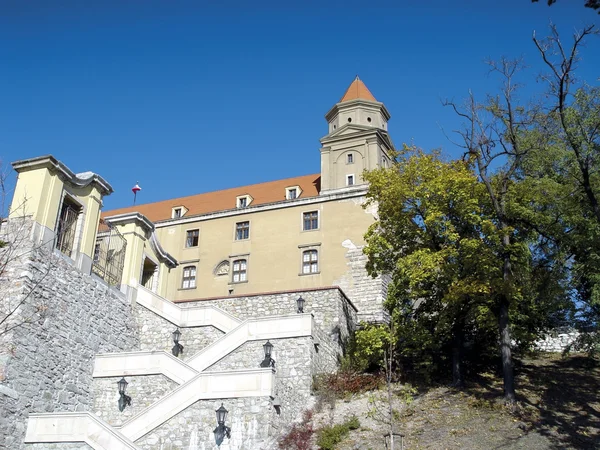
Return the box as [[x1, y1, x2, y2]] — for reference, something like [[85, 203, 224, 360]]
[[319, 76, 394, 192]]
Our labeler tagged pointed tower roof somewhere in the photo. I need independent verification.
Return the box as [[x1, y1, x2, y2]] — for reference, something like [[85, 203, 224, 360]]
[[339, 76, 377, 103]]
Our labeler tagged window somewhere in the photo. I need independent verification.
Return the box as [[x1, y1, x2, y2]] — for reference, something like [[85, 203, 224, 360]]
[[303, 211, 319, 231], [285, 186, 302, 200], [347, 175, 355, 186], [235, 221, 249, 240], [171, 206, 188, 218], [182, 265, 196, 289], [347, 153, 354, 164], [56, 196, 81, 258], [238, 197, 247, 208], [232, 259, 247, 282], [186, 229, 199, 248], [302, 250, 319, 274]]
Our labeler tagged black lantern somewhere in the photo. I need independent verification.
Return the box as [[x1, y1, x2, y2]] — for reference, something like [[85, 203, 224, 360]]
[[172, 328, 184, 357], [260, 340, 275, 368], [213, 403, 231, 446], [296, 296, 305, 313], [117, 377, 132, 412]]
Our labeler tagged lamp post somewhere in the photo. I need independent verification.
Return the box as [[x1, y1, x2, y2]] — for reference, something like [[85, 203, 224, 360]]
[[172, 328, 184, 357], [117, 377, 132, 412], [213, 403, 231, 446], [296, 296, 305, 313], [260, 340, 275, 368]]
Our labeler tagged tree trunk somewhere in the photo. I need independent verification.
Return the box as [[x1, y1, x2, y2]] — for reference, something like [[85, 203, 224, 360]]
[[500, 232, 516, 403], [451, 319, 464, 388]]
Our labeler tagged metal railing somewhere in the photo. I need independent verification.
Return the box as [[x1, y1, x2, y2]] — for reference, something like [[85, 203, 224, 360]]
[[92, 219, 127, 287]]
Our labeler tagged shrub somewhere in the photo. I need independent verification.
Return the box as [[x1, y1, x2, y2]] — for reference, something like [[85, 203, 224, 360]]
[[278, 409, 314, 450], [314, 371, 383, 399], [316, 416, 360, 450]]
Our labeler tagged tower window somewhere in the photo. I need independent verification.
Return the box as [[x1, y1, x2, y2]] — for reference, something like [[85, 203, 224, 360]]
[[347, 117, 352, 123], [232, 259, 247, 283], [347, 153, 354, 164], [186, 229, 199, 248], [347, 175, 355, 186], [235, 221, 250, 240], [367, 117, 372, 123]]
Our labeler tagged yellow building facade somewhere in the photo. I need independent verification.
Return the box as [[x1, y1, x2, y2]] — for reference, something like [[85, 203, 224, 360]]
[[9, 77, 393, 322]]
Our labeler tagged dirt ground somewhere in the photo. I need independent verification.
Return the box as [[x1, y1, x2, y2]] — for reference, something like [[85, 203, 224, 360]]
[[312, 353, 600, 450]]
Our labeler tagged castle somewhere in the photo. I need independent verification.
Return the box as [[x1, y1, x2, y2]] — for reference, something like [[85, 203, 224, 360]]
[[0, 77, 393, 449]]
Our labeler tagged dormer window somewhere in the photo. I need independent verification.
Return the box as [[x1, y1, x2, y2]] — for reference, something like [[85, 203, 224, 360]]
[[236, 194, 253, 208], [285, 185, 302, 200], [171, 206, 188, 219]]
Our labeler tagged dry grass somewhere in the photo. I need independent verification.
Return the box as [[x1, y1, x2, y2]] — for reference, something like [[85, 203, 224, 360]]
[[317, 353, 600, 449]]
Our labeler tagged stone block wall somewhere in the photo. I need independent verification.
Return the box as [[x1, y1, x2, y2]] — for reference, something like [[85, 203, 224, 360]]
[[135, 396, 277, 450], [0, 220, 140, 450], [134, 303, 224, 360], [534, 327, 582, 352], [179, 287, 357, 358], [92, 374, 177, 427], [338, 245, 390, 324]]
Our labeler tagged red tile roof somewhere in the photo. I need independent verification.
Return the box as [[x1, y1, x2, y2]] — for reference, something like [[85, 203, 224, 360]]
[[102, 174, 321, 223], [340, 76, 377, 103]]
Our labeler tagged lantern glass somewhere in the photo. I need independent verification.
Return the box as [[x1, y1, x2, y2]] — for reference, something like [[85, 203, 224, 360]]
[[117, 377, 128, 395], [297, 296, 305, 313], [263, 340, 273, 358], [215, 403, 228, 425], [172, 328, 181, 343]]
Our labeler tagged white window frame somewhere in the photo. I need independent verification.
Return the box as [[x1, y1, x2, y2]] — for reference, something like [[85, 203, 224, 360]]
[[302, 249, 319, 274], [171, 206, 188, 219], [181, 265, 197, 289], [285, 185, 302, 200], [236, 194, 253, 208], [231, 258, 248, 283]]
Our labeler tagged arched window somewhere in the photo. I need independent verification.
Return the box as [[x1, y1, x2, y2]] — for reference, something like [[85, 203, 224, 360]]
[[302, 250, 318, 274], [182, 265, 197, 289]]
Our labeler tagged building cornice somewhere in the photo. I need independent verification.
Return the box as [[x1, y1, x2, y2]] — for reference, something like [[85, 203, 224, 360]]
[[104, 212, 178, 268], [325, 98, 391, 122], [151, 186, 369, 229], [11, 155, 113, 196]]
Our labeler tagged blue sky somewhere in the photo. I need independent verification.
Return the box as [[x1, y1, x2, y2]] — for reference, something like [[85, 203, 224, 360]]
[[1, 1, 598, 211]]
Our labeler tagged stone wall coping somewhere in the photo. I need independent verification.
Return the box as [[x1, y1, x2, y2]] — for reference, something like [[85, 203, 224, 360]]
[[93, 350, 199, 385], [25, 412, 140, 450], [174, 285, 359, 313], [136, 285, 241, 332], [117, 368, 275, 441]]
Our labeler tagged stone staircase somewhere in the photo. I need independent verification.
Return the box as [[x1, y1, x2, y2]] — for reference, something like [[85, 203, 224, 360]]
[[24, 287, 319, 450]]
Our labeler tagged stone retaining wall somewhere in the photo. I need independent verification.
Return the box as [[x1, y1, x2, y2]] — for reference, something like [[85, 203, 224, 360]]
[[0, 220, 140, 450], [178, 287, 357, 358], [534, 328, 582, 353]]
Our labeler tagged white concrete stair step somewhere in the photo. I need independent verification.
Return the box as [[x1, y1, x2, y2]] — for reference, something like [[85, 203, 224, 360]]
[[93, 350, 198, 384], [136, 285, 241, 332], [25, 412, 141, 450]]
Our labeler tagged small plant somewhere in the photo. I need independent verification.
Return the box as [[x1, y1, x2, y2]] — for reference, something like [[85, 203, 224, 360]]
[[278, 409, 314, 450], [315, 416, 360, 450]]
